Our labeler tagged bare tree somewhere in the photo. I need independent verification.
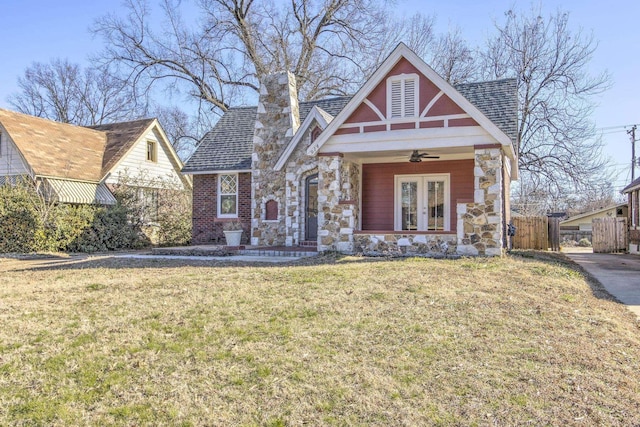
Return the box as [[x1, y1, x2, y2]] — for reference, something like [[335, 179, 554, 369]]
[[9, 59, 144, 126], [92, 0, 407, 115], [429, 26, 478, 84], [153, 105, 201, 159], [481, 7, 611, 195]]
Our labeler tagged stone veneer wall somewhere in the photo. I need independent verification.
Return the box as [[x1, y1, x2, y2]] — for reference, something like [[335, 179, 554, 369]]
[[457, 147, 504, 256], [354, 233, 457, 256], [284, 125, 321, 246], [251, 72, 300, 246], [317, 154, 360, 252], [191, 173, 252, 244]]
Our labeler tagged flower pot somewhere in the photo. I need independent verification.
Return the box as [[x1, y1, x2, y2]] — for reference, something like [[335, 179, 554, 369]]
[[223, 230, 243, 246]]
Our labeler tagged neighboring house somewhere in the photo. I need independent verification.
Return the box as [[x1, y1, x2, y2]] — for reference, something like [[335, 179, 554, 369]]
[[0, 109, 191, 215], [182, 43, 518, 256], [560, 204, 627, 232], [623, 178, 640, 253]]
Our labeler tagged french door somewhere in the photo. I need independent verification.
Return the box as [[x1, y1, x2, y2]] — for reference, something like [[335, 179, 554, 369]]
[[395, 174, 450, 231]]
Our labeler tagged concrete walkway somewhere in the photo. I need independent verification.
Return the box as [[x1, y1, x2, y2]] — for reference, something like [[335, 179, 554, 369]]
[[115, 254, 302, 263], [563, 248, 640, 318]]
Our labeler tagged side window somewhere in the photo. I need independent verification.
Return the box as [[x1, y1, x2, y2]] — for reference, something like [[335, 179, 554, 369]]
[[146, 140, 157, 162], [218, 174, 238, 217]]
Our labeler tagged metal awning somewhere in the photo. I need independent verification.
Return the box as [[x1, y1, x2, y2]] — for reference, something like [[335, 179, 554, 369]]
[[41, 178, 116, 205]]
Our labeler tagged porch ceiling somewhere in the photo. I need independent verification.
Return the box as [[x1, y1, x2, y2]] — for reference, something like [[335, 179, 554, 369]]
[[343, 146, 475, 164]]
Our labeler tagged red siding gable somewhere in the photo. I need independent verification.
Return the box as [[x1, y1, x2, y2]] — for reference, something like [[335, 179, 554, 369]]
[[338, 57, 479, 134]]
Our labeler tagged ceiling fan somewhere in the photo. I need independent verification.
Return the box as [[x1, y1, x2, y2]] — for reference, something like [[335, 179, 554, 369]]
[[409, 150, 440, 162]]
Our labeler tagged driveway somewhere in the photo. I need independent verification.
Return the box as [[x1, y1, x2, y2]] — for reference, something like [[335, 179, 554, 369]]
[[564, 248, 640, 318]]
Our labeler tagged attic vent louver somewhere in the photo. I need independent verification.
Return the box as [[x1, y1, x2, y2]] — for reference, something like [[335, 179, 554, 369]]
[[387, 74, 419, 119]]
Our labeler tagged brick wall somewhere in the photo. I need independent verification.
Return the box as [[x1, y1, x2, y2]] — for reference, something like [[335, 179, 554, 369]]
[[192, 172, 252, 245]]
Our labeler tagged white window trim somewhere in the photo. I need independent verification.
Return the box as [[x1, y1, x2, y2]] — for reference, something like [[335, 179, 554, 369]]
[[386, 73, 419, 119], [217, 173, 239, 218], [394, 173, 451, 231], [146, 140, 157, 163]]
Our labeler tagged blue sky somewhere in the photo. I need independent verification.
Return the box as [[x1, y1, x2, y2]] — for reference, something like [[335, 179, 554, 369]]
[[1, 0, 638, 192]]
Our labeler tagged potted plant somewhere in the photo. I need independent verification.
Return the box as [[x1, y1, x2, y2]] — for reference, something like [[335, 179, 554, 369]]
[[222, 221, 243, 246]]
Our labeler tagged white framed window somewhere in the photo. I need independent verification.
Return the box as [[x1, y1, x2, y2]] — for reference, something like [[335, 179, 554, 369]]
[[387, 74, 419, 119], [146, 140, 157, 162], [218, 173, 238, 218], [395, 174, 450, 231]]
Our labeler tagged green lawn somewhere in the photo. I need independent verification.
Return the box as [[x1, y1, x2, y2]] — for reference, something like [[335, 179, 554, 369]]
[[0, 253, 639, 425]]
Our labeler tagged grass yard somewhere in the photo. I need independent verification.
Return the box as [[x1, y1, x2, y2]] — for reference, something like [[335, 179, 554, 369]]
[[0, 253, 639, 426]]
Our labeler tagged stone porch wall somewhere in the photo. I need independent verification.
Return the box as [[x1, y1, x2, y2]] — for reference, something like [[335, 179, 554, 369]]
[[456, 147, 504, 256], [354, 233, 458, 256], [317, 154, 360, 252]]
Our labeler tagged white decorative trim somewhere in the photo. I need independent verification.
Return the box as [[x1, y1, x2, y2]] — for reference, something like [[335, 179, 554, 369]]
[[420, 91, 444, 117], [274, 106, 332, 171], [324, 126, 493, 154], [363, 99, 385, 121], [338, 113, 470, 130], [306, 43, 515, 160]]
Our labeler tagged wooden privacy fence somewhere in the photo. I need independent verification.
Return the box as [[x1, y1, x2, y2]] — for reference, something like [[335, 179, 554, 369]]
[[511, 216, 561, 251], [592, 217, 627, 253], [512, 216, 548, 250]]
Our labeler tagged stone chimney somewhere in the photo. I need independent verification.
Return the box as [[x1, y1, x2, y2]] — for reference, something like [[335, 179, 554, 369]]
[[251, 71, 300, 246], [252, 71, 300, 169]]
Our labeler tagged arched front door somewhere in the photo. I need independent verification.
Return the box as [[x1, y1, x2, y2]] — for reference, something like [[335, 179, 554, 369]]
[[305, 174, 318, 241]]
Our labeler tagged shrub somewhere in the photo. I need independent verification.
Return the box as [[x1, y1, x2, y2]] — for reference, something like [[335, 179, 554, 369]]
[[0, 184, 41, 253], [0, 170, 190, 253], [0, 182, 149, 254], [110, 171, 192, 247], [578, 238, 592, 247], [67, 204, 149, 253]]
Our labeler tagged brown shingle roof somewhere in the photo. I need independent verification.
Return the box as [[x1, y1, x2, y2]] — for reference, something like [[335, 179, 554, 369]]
[[0, 109, 107, 182], [89, 118, 155, 175]]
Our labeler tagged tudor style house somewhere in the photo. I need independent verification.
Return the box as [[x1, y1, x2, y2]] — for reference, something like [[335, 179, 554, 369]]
[[0, 109, 191, 215], [183, 43, 518, 256]]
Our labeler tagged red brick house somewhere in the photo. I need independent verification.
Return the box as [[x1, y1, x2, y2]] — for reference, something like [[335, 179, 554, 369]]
[[182, 43, 518, 256]]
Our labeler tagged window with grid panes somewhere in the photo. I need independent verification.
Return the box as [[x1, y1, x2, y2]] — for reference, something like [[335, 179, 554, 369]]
[[218, 174, 238, 217]]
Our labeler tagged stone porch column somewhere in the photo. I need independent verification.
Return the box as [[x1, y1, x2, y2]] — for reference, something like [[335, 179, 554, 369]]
[[317, 154, 360, 253], [457, 147, 504, 256]]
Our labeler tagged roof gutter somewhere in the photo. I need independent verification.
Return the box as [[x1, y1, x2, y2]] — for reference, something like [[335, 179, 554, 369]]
[[181, 169, 251, 175]]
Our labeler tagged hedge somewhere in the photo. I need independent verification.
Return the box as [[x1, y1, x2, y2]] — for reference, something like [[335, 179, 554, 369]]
[[0, 182, 191, 253]]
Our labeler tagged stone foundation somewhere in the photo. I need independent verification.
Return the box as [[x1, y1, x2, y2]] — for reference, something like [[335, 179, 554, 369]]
[[354, 233, 458, 257]]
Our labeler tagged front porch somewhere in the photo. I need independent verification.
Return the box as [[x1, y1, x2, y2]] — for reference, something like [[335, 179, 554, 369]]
[[314, 146, 507, 256]]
